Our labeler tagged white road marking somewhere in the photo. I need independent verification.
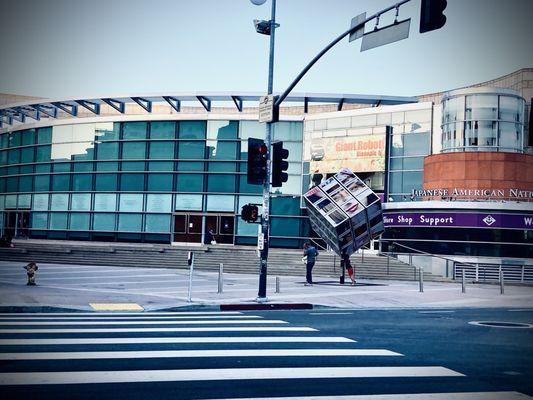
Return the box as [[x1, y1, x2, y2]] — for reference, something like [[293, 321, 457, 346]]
[[0, 315, 261, 321], [0, 366, 464, 385], [0, 319, 287, 326], [0, 312, 242, 316], [0, 336, 355, 345], [418, 310, 456, 314], [0, 326, 316, 333], [310, 312, 353, 315], [203, 392, 532, 400], [0, 349, 402, 360]]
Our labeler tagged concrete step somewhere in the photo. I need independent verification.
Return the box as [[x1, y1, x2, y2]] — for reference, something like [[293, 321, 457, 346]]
[[2, 240, 448, 282]]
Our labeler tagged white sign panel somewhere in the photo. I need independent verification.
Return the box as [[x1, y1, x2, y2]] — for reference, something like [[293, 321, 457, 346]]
[[258, 95, 274, 123]]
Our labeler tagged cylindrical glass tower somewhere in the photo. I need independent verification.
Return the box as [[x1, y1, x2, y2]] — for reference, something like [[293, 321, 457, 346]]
[[441, 87, 525, 153]]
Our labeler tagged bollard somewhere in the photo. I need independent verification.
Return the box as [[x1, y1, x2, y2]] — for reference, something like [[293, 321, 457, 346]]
[[275, 276, 280, 293], [218, 263, 224, 294], [499, 266, 504, 295], [419, 266, 424, 293], [187, 251, 194, 302], [386, 253, 390, 275], [461, 269, 466, 293]]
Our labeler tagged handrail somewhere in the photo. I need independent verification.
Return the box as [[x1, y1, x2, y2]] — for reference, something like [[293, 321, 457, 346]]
[[380, 240, 480, 270]]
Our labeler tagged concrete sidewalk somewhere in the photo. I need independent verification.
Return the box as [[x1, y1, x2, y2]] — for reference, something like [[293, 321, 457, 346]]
[[0, 260, 532, 311]]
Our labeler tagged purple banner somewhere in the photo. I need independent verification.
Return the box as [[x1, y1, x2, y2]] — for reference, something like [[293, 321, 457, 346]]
[[383, 212, 533, 230]]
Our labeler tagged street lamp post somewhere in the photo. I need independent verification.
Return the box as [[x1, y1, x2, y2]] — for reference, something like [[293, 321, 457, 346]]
[[254, 0, 277, 301]]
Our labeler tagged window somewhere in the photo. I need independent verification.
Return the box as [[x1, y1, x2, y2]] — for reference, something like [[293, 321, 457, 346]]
[[149, 141, 175, 159], [34, 175, 50, 191], [96, 142, 118, 160], [146, 194, 172, 212], [208, 121, 238, 140], [207, 174, 235, 193], [145, 214, 171, 233], [178, 141, 205, 159], [120, 174, 145, 191], [94, 193, 116, 211], [177, 174, 203, 192], [147, 174, 173, 191], [122, 141, 146, 159], [95, 174, 117, 191], [206, 195, 234, 211], [175, 194, 202, 211], [31, 212, 48, 229], [119, 194, 143, 212], [70, 213, 90, 230], [50, 212, 68, 230], [51, 194, 69, 210], [179, 121, 206, 139], [118, 213, 143, 231], [93, 213, 116, 231], [71, 193, 91, 211], [33, 194, 49, 211], [150, 121, 176, 139], [52, 174, 70, 191], [123, 122, 147, 140]]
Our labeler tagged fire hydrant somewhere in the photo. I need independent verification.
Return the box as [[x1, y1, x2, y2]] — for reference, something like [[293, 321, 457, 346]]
[[24, 262, 38, 286]]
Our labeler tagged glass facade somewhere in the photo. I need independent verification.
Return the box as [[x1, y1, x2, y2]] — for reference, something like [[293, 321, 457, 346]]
[[303, 105, 433, 203], [442, 88, 525, 153], [0, 120, 307, 246]]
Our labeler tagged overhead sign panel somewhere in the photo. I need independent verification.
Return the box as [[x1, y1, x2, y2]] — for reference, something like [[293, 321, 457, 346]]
[[304, 168, 384, 257], [349, 12, 366, 42], [361, 19, 411, 52]]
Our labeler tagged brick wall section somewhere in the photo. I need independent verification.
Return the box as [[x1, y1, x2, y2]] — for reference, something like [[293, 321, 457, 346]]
[[423, 152, 533, 199]]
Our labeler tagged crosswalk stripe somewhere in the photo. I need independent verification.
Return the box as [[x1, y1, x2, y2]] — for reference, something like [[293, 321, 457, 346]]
[[0, 336, 355, 345], [203, 392, 532, 400], [0, 315, 262, 321], [0, 349, 402, 360], [0, 366, 464, 385], [0, 326, 316, 333], [0, 312, 242, 316], [0, 319, 287, 326]]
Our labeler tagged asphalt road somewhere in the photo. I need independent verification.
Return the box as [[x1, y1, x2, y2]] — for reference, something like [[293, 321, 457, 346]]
[[0, 308, 531, 399]]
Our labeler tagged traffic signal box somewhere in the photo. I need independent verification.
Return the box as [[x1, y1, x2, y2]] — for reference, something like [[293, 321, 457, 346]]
[[241, 204, 259, 223], [271, 141, 289, 187], [419, 0, 447, 33], [247, 138, 268, 185]]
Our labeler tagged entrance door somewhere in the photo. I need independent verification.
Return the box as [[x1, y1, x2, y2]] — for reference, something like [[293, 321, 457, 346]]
[[173, 213, 203, 244], [3, 210, 30, 238], [173, 213, 235, 245]]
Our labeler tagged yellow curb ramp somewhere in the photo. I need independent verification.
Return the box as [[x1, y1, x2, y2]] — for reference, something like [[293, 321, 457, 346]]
[[89, 303, 144, 311]]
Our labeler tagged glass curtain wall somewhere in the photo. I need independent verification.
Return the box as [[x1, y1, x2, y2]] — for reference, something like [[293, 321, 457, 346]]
[[441, 90, 525, 153], [0, 120, 306, 247]]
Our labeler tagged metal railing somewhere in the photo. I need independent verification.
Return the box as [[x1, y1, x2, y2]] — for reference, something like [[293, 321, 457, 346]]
[[380, 240, 532, 284]]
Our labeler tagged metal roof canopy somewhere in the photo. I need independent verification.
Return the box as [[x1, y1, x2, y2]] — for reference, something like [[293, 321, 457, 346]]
[[0, 92, 417, 128]]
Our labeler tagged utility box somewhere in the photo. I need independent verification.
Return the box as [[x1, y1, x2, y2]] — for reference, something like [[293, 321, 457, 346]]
[[303, 168, 384, 256]]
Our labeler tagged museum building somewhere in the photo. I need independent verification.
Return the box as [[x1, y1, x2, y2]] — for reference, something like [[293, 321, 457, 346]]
[[0, 69, 531, 264]]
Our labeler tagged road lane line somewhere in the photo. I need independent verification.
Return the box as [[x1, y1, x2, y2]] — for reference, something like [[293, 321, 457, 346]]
[[0, 315, 261, 321], [0, 336, 355, 345], [0, 349, 402, 360], [203, 392, 532, 400], [0, 326, 316, 333], [0, 366, 464, 385], [0, 312, 242, 316], [0, 319, 287, 326]]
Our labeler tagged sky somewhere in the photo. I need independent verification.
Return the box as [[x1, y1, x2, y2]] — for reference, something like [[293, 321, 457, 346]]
[[0, 0, 532, 100]]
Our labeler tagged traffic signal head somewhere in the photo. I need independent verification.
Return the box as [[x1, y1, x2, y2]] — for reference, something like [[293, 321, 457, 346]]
[[247, 138, 268, 185], [271, 141, 289, 187], [419, 0, 447, 34], [241, 204, 259, 223]]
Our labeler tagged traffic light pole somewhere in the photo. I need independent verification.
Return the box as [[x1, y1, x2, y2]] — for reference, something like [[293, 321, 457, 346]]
[[257, 0, 276, 301]]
